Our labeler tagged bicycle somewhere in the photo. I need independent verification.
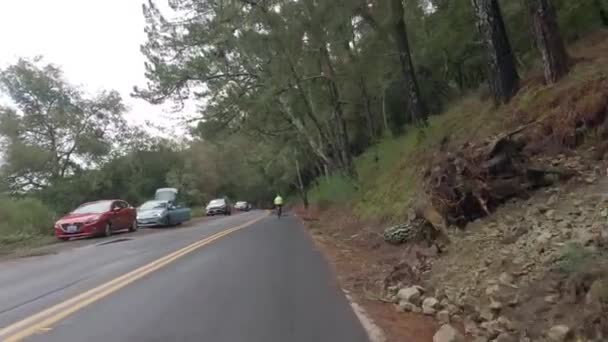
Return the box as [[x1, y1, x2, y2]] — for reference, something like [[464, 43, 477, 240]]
[[276, 205, 282, 218]]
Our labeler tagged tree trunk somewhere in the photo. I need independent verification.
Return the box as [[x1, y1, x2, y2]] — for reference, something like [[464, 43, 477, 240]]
[[389, 0, 428, 125], [471, 0, 519, 104], [319, 45, 353, 172], [527, 0, 569, 84], [295, 158, 309, 209]]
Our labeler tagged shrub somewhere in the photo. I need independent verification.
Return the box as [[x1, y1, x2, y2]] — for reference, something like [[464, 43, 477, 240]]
[[557, 242, 601, 275], [0, 197, 56, 245], [308, 174, 357, 207]]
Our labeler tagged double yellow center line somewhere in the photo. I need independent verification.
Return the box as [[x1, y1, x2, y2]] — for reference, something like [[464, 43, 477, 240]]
[[0, 215, 266, 341]]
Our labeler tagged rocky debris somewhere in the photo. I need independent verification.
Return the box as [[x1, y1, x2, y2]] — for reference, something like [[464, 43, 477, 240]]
[[472, 338, 489, 342], [498, 272, 515, 286], [489, 300, 503, 312], [422, 297, 441, 315], [433, 324, 464, 342], [398, 301, 421, 313], [496, 316, 515, 331], [486, 285, 500, 296], [493, 332, 516, 342], [546, 325, 572, 341], [547, 194, 559, 206], [465, 320, 481, 336], [479, 307, 497, 322], [544, 294, 559, 304], [397, 286, 422, 305], [437, 310, 450, 324]]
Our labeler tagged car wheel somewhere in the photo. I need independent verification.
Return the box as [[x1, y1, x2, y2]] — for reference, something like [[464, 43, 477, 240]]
[[129, 219, 138, 232], [104, 223, 112, 237]]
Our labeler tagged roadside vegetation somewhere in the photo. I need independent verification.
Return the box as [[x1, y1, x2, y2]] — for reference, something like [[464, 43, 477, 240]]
[[2, 0, 608, 339]]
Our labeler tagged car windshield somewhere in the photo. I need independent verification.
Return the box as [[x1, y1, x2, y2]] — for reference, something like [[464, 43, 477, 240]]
[[209, 199, 225, 206], [72, 201, 112, 214], [236, 201, 246, 206], [139, 201, 168, 210]]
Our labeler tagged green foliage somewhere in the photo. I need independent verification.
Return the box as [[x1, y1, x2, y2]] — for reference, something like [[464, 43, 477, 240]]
[[557, 242, 602, 275], [0, 58, 126, 193], [0, 197, 56, 246], [308, 174, 357, 208]]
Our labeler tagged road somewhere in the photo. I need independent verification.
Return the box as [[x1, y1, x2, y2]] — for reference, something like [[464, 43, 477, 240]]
[[0, 211, 370, 342]]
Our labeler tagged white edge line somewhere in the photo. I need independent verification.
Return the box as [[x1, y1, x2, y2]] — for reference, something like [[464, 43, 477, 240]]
[[345, 292, 387, 342]]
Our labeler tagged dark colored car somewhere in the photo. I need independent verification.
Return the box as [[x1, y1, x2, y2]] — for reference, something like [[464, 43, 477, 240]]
[[206, 198, 231, 216], [137, 200, 192, 227], [54, 200, 137, 240], [234, 201, 251, 211]]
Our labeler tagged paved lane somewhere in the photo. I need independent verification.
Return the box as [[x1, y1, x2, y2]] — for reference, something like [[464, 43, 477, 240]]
[[0, 212, 369, 342]]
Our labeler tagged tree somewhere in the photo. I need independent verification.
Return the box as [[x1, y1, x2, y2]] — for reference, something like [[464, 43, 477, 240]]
[[527, 0, 569, 84], [471, 0, 519, 103], [389, 0, 428, 124], [0, 58, 126, 192]]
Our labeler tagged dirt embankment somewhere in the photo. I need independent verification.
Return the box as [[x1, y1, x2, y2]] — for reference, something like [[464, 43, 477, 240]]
[[299, 30, 608, 342]]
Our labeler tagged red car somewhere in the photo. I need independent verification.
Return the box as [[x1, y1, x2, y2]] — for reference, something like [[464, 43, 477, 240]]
[[54, 200, 138, 240]]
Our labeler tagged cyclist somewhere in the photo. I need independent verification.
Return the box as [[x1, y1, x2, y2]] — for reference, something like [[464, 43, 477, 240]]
[[274, 194, 284, 218]]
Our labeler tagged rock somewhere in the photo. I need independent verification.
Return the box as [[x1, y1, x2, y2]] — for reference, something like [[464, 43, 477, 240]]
[[508, 295, 519, 307], [480, 320, 502, 339], [497, 316, 515, 331], [545, 209, 556, 220], [489, 300, 503, 312], [498, 272, 515, 285], [465, 319, 480, 335], [472, 338, 488, 342], [479, 307, 497, 322], [486, 284, 500, 296], [387, 285, 400, 295], [437, 310, 450, 324], [397, 286, 422, 305], [547, 325, 572, 342], [547, 194, 559, 206], [423, 297, 440, 315], [601, 208, 608, 218], [433, 324, 464, 342], [398, 301, 420, 313], [544, 294, 559, 304], [536, 231, 552, 245], [494, 332, 516, 342]]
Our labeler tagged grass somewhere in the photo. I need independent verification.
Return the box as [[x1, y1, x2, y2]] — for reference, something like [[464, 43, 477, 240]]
[[191, 206, 207, 218], [308, 30, 608, 222], [0, 196, 57, 253], [308, 174, 357, 210], [556, 242, 601, 275]]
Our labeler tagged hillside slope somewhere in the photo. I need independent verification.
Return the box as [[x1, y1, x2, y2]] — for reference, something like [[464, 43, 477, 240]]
[[301, 29, 608, 342]]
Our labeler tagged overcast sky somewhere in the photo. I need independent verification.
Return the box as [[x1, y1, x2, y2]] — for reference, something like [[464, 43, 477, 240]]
[[0, 0, 194, 136]]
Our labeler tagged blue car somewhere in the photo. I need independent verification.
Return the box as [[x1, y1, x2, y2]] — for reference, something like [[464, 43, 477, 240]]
[[137, 200, 191, 227]]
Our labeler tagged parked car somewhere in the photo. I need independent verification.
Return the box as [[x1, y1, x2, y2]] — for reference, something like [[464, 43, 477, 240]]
[[54, 200, 137, 240], [234, 201, 251, 211], [137, 200, 191, 227], [206, 198, 231, 216]]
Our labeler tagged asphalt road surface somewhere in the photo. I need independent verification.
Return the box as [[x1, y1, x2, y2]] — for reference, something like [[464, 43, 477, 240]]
[[0, 211, 370, 342]]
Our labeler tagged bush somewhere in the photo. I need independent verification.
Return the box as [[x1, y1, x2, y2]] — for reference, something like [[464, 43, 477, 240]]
[[0, 197, 56, 245], [308, 174, 357, 207], [557, 242, 601, 275]]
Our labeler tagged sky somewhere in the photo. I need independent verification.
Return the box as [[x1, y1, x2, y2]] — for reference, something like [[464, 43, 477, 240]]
[[0, 0, 195, 136]]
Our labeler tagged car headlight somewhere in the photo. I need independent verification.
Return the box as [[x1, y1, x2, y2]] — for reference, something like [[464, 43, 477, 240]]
[[153, 211, 164, 217]]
